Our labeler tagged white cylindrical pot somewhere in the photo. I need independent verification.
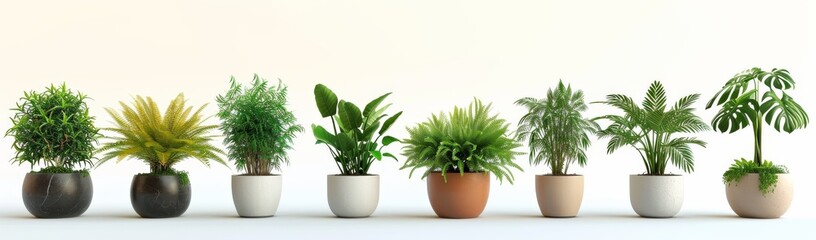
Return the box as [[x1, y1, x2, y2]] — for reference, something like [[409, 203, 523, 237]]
[[327, 175, 379, 218], [629, 175, 684, 218], [231, 175, 282, 217]]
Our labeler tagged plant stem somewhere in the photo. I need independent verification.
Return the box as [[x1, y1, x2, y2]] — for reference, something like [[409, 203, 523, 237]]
[[753, 79, 762, 165]]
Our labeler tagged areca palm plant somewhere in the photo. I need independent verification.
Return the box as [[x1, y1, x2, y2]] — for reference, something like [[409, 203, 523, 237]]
[[594, 81, 709, 175], [97, 94, 226, 183], [515, 80, 599, 175], [706, 68, 808, 193]]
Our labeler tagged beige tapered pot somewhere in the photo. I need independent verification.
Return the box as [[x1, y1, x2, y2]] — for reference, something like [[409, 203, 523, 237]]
[[726, 173, 792, 218], [535, 175, 584, 217]]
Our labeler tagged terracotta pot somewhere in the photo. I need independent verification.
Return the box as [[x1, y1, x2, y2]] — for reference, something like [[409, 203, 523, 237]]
[[535, 175, 584, 217], [427, 172, 490, 218], [327, 174, 379, 218], [629, 175, 684, 218], [232, 175, 282, 217], [726, 173, 792, 218]]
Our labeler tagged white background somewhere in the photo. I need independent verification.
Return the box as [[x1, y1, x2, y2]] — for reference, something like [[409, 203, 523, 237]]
[[1, 0, 814, 239]]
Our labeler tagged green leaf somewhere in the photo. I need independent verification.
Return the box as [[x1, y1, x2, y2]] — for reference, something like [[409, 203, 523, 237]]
[[335, 132, 355, 150], [379, 111, 403, 135], [363, 92, 392, 117], [337, 101, 363, 131], [382, 136, 400, 146], [761, 91, 809, 133], [312, 124, 336, 147], [370, 150, 382, 160], [314, 84, 338, 118], [382, 152, 398, 161]]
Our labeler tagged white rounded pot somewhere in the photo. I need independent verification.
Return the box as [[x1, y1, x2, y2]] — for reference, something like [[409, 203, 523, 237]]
[[327, 174, 379, 218], [231, 175, 282, 217], [726, 173, 792, 218], [629, 175, 683, 218]]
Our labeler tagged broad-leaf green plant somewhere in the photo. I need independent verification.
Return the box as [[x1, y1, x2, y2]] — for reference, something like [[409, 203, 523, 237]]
[[401, 99, 523, 183], [312, 84, 403, 175], [217, 75, 303, 175], [6, 83, 100, 175], [706, 68, 808, 194], [594, 81, 709, 175], [97, 94, 226, 184], [515, 81, 599, 175]]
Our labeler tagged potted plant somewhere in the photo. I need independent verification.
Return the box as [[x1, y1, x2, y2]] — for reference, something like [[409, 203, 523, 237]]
[[402, 99, 523, 218], [6, 83, 99, 218], [312, 84, 402, 218], [216, 75, 303, 218], [97, 93, 226, 218], [594, 81, 708, 218], [515, 81, 599, 218], [705, 68, 808, 218]]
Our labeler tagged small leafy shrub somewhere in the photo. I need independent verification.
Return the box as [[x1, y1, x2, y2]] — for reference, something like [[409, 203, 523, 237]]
[[722, 159, 787, 194], [6, 83, 100, 174]]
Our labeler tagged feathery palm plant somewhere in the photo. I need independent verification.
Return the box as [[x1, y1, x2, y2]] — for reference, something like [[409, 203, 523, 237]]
[[401, 99, 523, 183], [312, 84, 403, 175], [706, 68, 808, 194], [217, 75, 303, 175], [97, 94, 226, 182], [594, 81, 709, 175], [6, 83, 100, 173], [515, 81, 599, 175]]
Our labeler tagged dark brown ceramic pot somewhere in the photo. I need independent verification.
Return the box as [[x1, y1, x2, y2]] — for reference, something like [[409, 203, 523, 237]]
[[427, 172, 490, 218]]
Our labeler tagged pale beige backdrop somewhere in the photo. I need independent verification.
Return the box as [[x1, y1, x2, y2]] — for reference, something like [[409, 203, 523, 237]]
[[0, 0, 814, 239]]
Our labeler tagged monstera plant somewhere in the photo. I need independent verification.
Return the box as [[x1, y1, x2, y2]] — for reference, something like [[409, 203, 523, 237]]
[[706, 68, 808, 218]]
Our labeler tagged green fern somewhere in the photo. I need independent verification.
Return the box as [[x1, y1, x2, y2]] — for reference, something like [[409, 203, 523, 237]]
[[515, 80, 599, 175], [401, 99, 523, 183], [594, 81, 709, 175], [97, 94, 226, 182]]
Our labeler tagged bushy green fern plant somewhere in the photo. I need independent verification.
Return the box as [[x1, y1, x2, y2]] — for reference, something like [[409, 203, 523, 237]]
[[706, 68, 808, 193], [312, 84, 403, 175], [594, 81, 709, 175], [97, 94, 226, 183], [217, 75, 303, 175], [515, 80, 599, 175], [6, 83, 100, 174], [401, 99, 523, 183]]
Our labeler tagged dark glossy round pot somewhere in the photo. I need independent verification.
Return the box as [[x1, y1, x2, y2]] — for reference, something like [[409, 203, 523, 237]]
[[130, 174, 191, 218], [22, 172, 93, 218]]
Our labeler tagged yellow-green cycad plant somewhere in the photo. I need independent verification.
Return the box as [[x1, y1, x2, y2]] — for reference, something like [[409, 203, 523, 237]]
[[97, 94, 226, 183]]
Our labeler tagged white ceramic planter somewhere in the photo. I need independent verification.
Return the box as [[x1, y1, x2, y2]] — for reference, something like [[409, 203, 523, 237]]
[[629, 175, 683, 218], [231, 175, 282, 217], [726, 173, 792, 218], [327, 175, 379, 218]]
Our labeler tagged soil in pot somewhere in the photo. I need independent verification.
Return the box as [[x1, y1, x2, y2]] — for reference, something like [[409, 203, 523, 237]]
[[726, 173, 792, 218], [427, 172, 490, 218], [629, 174, 684, 218], [232, 174, 282, 217], [22, 172, 93, 218], [327, 174, 379, 218], [131, 174, 191, 218], [536, 175, 583, 217]]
